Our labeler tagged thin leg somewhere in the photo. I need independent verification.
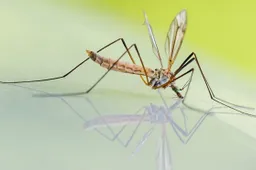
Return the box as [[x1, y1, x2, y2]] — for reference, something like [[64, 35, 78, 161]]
[[154, 55, 195, 89], [0, 38, 129, 84], [34, 38, 151, 97], [162, 67, 253, 144], [158, 89, 212, 144], [86, 40, 151, 94], [131, 126, 155, 156], [179, 78, 191, 91], [84, 97, 150, 148], [179, 106, 211, 144], [157, 90, 192, 143], [0, 58, 90, 84], [129, 43, 151, 85], [0, 38, 150, 89], [173, 52, 255, 117], [15, 82, 208, 146], [174, 56, 195, 92], [97, 38, 150, 85], [158, 89, 191, 143], [11, 84, 87, 122], [144, 93, 204, 145], [12, 84, 135, 146], [120, 108, 148, 147]]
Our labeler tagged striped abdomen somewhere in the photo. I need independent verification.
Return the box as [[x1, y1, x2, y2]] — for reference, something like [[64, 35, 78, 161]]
[[86, 50, 155, 78]]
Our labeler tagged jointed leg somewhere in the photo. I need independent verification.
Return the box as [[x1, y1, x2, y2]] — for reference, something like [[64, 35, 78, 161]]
[[173, 52, 255, 117], [127, 43, 151, 86], [121, 110, 148, 147], [158, 87, 213, 144], [1, 38, 150, 94], [33, 38, 151, 97], [86, 38, 151, 94], [84, 97, 149, 147], [97, 38, 150, 85], [132, 126, 155, 156], [157, 89, 193, 144], [86, 40, 151, 94], [0, 58, 90, 84], [179, 78, 191, 91]]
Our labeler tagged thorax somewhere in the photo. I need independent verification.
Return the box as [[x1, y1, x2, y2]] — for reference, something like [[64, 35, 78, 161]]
[[150, 68, 175, 89]]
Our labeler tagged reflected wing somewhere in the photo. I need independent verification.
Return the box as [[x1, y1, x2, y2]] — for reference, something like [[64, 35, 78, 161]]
[[143, 11, 163, 68], [165, 10, 187, 71]]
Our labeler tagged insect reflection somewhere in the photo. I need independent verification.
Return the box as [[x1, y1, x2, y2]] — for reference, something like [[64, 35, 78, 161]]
[[10, 83, 251, 170], [82, 90, 215, 170]]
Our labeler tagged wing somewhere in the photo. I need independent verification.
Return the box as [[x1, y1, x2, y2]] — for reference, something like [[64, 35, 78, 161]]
[[143, 11, 163, 68], [165, 9, 187, 71]]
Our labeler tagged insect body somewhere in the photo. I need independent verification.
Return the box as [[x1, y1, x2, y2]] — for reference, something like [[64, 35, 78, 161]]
[[85, 10, 187, 98], [86, 49, 183, 97]]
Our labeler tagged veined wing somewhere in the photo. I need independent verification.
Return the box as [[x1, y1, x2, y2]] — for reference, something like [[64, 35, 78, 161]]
[[143, 11, 163, 68], [165, 9, 187, 71]]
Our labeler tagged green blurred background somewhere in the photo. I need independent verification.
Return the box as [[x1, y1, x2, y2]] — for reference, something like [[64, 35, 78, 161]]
[[52, 0, 256, 78]]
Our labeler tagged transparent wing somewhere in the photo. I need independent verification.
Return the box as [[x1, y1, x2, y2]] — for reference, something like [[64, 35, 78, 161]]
[[143, 11, 163, 68], [165, 9, 187, 71]]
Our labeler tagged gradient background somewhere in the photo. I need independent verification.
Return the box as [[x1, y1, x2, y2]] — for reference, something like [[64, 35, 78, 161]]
[[0, 1, 256, 170]]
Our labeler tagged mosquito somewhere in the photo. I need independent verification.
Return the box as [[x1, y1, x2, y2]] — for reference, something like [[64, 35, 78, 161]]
[[1, 10, 254, 117]]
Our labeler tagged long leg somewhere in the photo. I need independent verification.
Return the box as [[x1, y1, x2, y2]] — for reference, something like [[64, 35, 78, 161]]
[[84, 97, 150, 148], [16, 82, 208, 146], [157, 84, 251, 146], [86, 39, 151, 94], [172, 52, 255, 117], [131, 126, 155, 156], [85, 97, 136, 146], [166, 65, 254, 144], [34, 38, 151, 97], [152, 90, 202, 144], [157, 89, 209, 144], [0, 38, 130, 84], [97, 38, 151, 86], [121, 110, 148, 147], [17, 82, 148, 147], [11, 83, 133, 146], [0, 58, 90, 84], [0, 38, 150, 89]]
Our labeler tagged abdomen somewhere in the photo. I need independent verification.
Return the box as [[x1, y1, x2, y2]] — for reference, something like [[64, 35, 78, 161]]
[[87, 50, 154, 78]]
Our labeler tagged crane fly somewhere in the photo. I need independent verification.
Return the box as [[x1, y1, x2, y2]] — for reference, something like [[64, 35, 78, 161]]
[[1, 10, 254, 117]]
